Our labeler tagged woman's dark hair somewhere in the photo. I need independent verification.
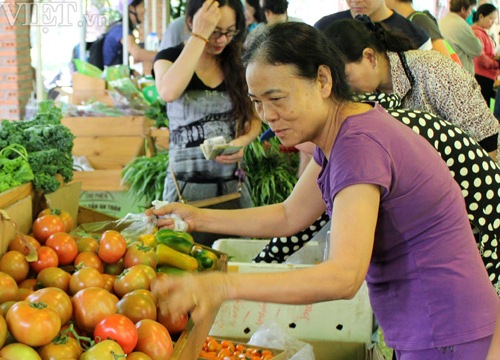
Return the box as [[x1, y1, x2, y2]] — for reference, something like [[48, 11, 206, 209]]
[[243, 22, 351, 101], [246, 0, 264, 23], [324, 16, 415, 63], [186, 0, 253, 134], [473, 3, 497, 23]]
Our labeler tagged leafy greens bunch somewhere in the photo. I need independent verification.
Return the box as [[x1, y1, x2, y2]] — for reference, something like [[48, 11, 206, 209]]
[[0, 101, 75, 193]]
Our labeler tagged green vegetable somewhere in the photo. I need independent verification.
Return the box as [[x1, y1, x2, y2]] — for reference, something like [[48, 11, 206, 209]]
[[0, 144, 34, 192], [244, 123, 299, 206], [0, 100, 75, 193], [121, 151, 168, 206], [145, 99, 168, 128], [155, 229, 194, 254], [156, 265, 188, 276], [190, 245, 218, 271]]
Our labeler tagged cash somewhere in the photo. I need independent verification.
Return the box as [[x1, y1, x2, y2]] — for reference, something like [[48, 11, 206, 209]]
[[200, 136, 242, 160]]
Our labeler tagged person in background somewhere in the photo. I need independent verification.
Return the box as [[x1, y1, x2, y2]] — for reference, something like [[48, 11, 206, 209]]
[[472, 3, 500, 106], [314, 0, 432, 50], [245, 0, 264, 32], [103, 0, 157, 73], [385, 0, 458, 61], [159, 15, 190, 51], [327, 16, 498, 161], [153, 0, 261, 246], [439, 0, 483, 74], [150, 22, 499, 359]]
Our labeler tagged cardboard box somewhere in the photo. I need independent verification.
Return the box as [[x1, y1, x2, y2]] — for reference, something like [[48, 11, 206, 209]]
[[197, 338, 285, 360]]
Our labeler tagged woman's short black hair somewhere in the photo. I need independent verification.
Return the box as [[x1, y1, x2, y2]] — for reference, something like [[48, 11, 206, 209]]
[[473, 3, 497, 23], [243, 22, 352, 101]]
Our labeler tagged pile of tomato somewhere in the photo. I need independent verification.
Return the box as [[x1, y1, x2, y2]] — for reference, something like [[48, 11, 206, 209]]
[[199, 336, 276, 360], [0, 207, 189, 360]]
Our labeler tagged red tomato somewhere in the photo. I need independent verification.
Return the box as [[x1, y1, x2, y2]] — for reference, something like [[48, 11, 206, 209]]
[[123, 242, 157, 268], [80, 339, 125, 360], [26, 287, 73, 326], [74, 251, 104, 273], [116, 291, 157, 324], [135, 319, 173, 360], [37, 267, 71, 292], [37, 335, 82, 360], [6, 300, 61, 347], [72, 287, 118, 335], [69, 267, 105, 295], [76, 237, 99, 253], [0, 271, 18, 304], [113, 265, 151, 298], [0, 342, 43, 360], [98, 230, 127, 264], [94, 314, 138, 354], [0, 250, 29, 283], [9, 234, 41, 255], [38, 208, 74, 232], [30, 246, 59, 274], [157, 307, 189, 336], [45, 232, 78, 265], [32, 215, 66, 243]]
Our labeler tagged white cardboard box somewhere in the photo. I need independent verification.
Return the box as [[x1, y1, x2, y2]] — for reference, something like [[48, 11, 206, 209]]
[[210, 238, 374, 344]]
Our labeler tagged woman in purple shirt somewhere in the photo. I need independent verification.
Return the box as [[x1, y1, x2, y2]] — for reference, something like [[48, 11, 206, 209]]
[[149, 22, 499, 359]]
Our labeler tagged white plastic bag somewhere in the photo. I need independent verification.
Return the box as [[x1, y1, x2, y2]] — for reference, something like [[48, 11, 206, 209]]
[[248, 321, 315, 360]]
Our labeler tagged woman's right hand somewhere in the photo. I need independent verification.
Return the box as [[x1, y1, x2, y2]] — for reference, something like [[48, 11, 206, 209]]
[[191, 0, 222, 40]]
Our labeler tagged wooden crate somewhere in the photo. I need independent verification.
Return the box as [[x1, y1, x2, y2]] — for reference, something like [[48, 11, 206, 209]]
[[62, 116, 154, 191]]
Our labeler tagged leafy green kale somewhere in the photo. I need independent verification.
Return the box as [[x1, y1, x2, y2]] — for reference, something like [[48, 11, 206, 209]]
[[0, 100, 75, 193]]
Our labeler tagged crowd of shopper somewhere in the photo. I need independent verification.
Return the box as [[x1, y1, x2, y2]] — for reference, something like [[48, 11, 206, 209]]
[[149, 1, 500, 359]]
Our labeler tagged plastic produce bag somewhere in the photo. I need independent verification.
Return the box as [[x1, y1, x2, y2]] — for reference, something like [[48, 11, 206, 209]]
[[248, 321, 315, 359], [70, 212, 158, 244]]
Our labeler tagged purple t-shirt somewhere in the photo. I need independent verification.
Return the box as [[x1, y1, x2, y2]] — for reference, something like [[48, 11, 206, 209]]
[[313, 103, 498, 350]]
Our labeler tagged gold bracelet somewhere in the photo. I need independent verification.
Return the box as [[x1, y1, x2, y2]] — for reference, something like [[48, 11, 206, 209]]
[[191, 32, 209, 43]]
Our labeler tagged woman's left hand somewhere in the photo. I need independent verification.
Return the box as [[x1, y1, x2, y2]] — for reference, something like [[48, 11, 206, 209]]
[[215, 148, 244, 163]]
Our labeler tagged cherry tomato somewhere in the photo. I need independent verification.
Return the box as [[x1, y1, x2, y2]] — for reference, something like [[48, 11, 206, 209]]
[[0, 271, 18, 304], [38, 208, 74, 232], [0, 250, 29, 283], [116, 290, 157, 323], [113, 265, 150, 298], [94, 314, 138, 354], [74, 251, 104, 273], [135, 319, 174, 360], [69, 267, 105, 295], [37, 267, 71, 292], [6, 301, 61, 347], [30, 246, 59, 274], [76, 237, 99, 253], [45, 232, 78, 265], [0, 342, 43, 360], [32, 215, 66, 244], [80, 339, 125, 360], [98, 230, 127, 264], [26, 287, 73, 326], [72, 287, 118, 335], [123, 242, 157, 268]]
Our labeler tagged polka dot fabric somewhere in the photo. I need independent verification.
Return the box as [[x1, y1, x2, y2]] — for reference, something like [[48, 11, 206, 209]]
[[361, 92, 500, 294]]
